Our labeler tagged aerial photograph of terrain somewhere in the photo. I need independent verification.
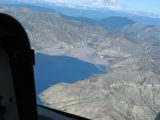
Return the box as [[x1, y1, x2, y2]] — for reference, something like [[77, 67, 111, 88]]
[[0, 0, 160, 119]]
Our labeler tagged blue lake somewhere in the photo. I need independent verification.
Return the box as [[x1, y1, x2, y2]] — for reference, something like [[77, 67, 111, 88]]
[[34, 53, 107, 104]]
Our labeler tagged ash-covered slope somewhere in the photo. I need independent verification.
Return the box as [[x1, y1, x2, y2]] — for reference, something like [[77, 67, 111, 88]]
[[40, 77, 160, 120], [0, 5, 110, 51], [39, 34, 160, 120], [38, 30, 160, 120], [42, 42, 160, 120]]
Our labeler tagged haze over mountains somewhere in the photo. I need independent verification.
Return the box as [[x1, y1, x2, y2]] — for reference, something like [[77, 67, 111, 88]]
[[1, 4, 160, 120], [1, 0, 160, 19]]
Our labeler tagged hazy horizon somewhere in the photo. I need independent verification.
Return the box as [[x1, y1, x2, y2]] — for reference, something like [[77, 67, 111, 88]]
[[0, 0, 160, 16]]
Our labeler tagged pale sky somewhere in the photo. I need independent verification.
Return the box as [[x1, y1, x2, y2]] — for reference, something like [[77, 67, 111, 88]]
[[118, 0, 160, 14], [1, 0, 160, 15]]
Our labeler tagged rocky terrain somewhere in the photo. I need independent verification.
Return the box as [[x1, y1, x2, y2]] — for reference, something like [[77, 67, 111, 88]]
[[1, 5, 160, 120], [40, 36, 160, 120]]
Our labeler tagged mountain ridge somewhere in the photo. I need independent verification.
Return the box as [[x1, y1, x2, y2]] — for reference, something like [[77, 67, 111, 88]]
[[1, 3, 160, 25]]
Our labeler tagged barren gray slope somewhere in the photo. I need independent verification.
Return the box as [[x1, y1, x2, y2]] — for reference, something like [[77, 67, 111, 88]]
[[0, 6, 110, 50], [40, 36, 160, 120]]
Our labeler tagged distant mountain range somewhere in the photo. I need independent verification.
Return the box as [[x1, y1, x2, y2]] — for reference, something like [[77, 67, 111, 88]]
[[0, 0, 128, 10], [1, 3, 160, 26], [1, 4, 160, 64], [1, 0, 160, 19]]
